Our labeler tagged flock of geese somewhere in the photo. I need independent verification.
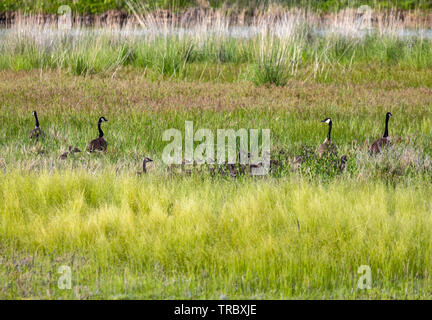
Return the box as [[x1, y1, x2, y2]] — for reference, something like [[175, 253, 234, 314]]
[[316, 112, 393, 157], [28, 110, 393, 176]]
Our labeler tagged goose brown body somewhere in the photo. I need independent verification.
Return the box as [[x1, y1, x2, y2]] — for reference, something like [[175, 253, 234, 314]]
[[370, 112, 393, 155], [370, 137, 391, 154], [318, 138, 338, 158], [88, 117, 108, 152], [88, 137, 107, 152], [30, 111, 44, 141]]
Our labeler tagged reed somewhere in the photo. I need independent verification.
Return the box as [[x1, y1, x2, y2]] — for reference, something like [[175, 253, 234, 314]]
[[0, 7, 430, 84]]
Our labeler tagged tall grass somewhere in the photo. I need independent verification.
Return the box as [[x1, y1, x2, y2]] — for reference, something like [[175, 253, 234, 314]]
[[2, 0, 432, 14], [1, 76, 432, 298], [0, 8, 431, 84], [1, 171, 432, 299], [1, 6, 432, 299]]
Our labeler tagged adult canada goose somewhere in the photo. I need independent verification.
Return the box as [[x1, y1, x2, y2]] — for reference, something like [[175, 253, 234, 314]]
[[318, 118, 337, 157], [88, 117, 108, 152], [370, 112, 393, 154], [137, 157, 153, 175], [29, 111, 44, 140]]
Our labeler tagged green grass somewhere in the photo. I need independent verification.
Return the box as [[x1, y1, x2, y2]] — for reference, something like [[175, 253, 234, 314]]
[[1, 0, 431, 14], [0, 68, 432, 298], [1, 23, 431, 86], [2, 173, 432, 299], [1, 3, 432, 297]]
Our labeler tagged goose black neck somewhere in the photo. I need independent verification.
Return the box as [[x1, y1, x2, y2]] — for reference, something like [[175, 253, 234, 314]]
[[384, 115, 390, 138], [327, 121, 332, 141], [142, 161, 147, 173], [34, 112, 40, 128], [98, 121, 104, 138]]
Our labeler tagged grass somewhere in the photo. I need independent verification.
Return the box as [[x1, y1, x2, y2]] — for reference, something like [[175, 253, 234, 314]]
[[1, 69, 432, 178], [2, 173, 432, 299], [1, 0, 432, 14], [1, 8, 431, 85], [1, 6, 432, 299], [0, 69, 432, 298]]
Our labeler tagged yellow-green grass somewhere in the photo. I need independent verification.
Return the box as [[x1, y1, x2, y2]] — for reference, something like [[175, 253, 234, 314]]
[[1, 172, 432, 299]]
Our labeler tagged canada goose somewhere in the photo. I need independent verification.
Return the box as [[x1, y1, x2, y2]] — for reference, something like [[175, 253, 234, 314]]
[[318, 118, 337, 157], [167, 158, 193, 175], [29, 111, 44, 140], [339, 155, 348, 172], [59, 145, 81, 160], [70, 146, 81, 153], [58, 146, 72, 160], [370, 112, 392, 154], [88, 117, 108, 152], [137, 157, 153, 175]]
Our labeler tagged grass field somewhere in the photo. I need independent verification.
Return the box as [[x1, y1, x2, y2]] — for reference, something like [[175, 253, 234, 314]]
[[1, 67, 432, 299], [1, 6, 432, 299]]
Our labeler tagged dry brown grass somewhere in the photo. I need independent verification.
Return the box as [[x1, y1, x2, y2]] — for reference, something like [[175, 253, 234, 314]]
[[1, 69, 430, 115]]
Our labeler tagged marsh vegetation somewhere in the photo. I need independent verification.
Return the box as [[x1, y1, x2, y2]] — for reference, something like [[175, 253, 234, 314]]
[[1, 5, 432, 299]]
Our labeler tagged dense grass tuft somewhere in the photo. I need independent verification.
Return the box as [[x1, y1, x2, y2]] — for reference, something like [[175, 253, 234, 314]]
[[2, 172, 432, 299], [0, 13, 431, 85]]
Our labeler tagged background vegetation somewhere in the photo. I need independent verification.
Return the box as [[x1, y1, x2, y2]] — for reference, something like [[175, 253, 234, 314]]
[[1, 15, 432, 87], [1, 0, 432, 14]]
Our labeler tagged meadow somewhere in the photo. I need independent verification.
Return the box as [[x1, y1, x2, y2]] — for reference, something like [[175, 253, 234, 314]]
[[1, 7, 432, 299]]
